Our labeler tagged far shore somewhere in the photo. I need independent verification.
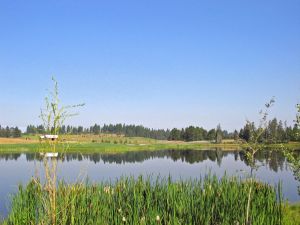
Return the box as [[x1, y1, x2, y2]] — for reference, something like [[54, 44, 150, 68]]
[[0, 135, 299, 154]]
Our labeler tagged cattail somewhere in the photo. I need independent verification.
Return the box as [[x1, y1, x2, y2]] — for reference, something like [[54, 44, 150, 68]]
[[156, 215, 160, 222]]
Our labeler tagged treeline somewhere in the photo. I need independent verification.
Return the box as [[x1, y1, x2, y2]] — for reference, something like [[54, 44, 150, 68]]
[[0, 125, 22, 138], [167, 119, 300, 143], [168, 124, 230, 142], [238, 118, 300, 143], [101, 124, 170, 140], [24, 118, 300, 143], [26, 123, 230, 142], [26, 124, 170, 140]]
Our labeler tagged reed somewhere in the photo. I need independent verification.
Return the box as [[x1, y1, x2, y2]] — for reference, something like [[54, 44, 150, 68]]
[[4, 175, 283, 225]]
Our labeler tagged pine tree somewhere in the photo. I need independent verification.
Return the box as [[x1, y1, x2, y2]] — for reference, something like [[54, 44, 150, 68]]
[[215, 124, 223, 144], [13, 127, 21, 137], [233, 130, 239, 141]]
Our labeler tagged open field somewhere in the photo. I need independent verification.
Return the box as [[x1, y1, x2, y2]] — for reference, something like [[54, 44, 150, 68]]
[[0, 137, 38, 144], [0, 135, 299, 153]]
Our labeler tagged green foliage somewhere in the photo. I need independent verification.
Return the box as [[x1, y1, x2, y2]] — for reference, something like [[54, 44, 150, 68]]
[[1, 142, 300, 154], [39, 77, 85, 135], [215, 124, 223, 144], [102, 124, 170, 140], [241, 98, 275, 166], [38, 77, 85, 224], [282, 101, 300, 194], [239, 118, 300, 144], [169, 128, 181, 140], [207, 129, 216, 141], [296, 103, 300, 125], [4, 175, 284, 225], [282, 203, 300, 225], [0, 126, 22, 138], [233, 130, 239, 141]]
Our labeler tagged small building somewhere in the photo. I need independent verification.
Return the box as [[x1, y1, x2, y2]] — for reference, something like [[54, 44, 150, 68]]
[[40, 135, 59, 141]]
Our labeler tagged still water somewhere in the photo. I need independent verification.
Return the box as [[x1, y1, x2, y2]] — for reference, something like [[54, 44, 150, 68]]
[[0, 149, 299, 217]]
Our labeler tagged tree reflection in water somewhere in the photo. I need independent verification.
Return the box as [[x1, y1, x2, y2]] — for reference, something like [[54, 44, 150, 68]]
[[0, 149, 296, 174]]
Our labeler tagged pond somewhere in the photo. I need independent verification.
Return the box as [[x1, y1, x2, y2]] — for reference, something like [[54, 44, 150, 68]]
[[0, 149, 299, 217]]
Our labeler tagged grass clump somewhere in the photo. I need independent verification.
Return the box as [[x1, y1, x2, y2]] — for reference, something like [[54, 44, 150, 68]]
[[282, 203, 300, 225], [4, 175, 284, 225]]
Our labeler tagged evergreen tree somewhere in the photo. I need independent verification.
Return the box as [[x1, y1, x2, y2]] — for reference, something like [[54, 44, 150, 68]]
[[67, 125, 71, 133], [215, 124, 223, 144], [5, 126, 10, 137], [277, 120, 285, 143], [169, 128, 181, 140], [207, 129, 216, 141], [61, 125, 66, 134], [37, 125, 45, 134], [233, 130, 239, 141], [12, 127, 21, 137]]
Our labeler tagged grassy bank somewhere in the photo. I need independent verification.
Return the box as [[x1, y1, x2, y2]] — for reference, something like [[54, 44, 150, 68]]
[[3, 175, 291, 225], [0, 141, 299, 154], [0, 135, 240, 153], [283, 203, 300, 224]]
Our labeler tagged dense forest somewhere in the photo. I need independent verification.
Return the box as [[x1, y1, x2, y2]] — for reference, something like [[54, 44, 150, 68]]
[[0, 125, 22, 138], [238, 118, 300, 143], [26, 124, 170, 140], [22, 118, 300, 143], [168, 119, 300, 143]]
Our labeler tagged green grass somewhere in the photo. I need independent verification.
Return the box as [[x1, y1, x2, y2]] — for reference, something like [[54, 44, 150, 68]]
[[283, 203, 300, 224], [0, 142, 243, 154], [1, 133, 300, 154], [3, 175, 288, 225], [1, 141, 299, 154]]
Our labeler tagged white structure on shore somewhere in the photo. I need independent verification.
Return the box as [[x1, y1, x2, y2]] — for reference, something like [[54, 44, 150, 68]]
[[40, 152, 59, 158], [40, 135, 58, 141], [39, 135, 59, 158]]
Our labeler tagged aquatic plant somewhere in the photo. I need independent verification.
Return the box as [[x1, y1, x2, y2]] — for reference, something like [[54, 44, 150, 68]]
[[3, 175, 283, 225]]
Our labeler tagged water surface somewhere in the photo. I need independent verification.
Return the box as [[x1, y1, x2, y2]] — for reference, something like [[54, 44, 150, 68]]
[[0, 149, 299, 217]]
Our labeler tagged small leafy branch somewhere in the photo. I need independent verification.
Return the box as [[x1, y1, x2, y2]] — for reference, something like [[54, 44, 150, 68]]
[[40, 77, 85, 136], [242, 97, 275, 169], [239, 97, 275, 225], [296, 103, 300, 126], [38, 77, 84, 225], [283, 102, 300, 194]]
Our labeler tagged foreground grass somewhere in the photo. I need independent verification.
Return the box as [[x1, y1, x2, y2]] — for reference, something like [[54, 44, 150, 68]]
[[3, 175, 287, 225], [283, 203, 300, 224]]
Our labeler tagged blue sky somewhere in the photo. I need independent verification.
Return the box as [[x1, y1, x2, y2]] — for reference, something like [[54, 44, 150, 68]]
[[0, 0, 299, 131]]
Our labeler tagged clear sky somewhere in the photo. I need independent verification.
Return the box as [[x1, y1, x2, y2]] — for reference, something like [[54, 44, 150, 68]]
[[0, 0, 299, 131]]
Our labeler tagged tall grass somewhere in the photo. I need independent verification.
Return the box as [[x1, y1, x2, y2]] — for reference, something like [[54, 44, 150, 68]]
[[4, 175, 283, 225]]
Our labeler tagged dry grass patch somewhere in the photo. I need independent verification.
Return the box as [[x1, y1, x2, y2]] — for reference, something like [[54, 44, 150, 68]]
[[0, 137, 38, 144]]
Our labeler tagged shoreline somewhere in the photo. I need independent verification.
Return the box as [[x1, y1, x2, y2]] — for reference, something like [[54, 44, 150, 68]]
[[0, 140, 299, 154]]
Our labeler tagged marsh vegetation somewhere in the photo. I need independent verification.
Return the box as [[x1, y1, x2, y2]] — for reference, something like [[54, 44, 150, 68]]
[[3, 175, 285, 225]]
